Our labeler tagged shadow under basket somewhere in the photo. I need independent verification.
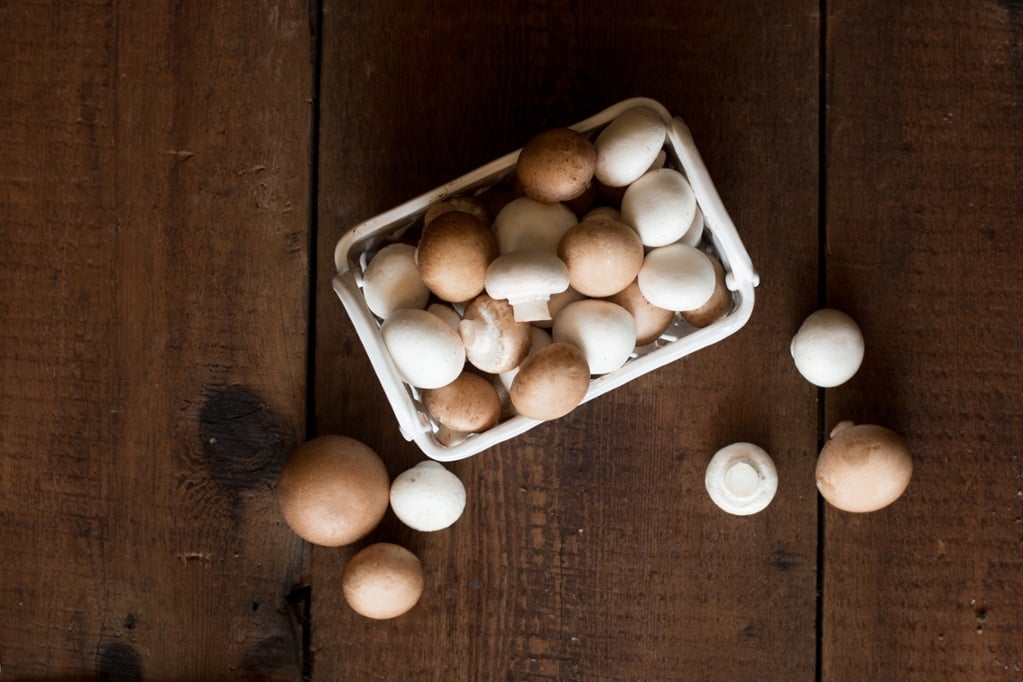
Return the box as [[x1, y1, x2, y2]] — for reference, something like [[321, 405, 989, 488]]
[[332, 97, 759, 462]]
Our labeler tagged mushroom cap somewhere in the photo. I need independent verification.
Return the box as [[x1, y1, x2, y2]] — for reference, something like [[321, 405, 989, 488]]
[[606, 279, 675, 346], [276, 435, 390, 547], [484, 250, 570, 323], [509, 342, 591, 421], [790, 309, 865, 388], [493, 197, 578, 254], [558, 219, 645, 298], [816, 423, 912, 513], [705, 443, 779, 516], [516, 127, 597, 203], [621, 168, 698, 247], [416, 210, 497, 303], [637, 243, 717, 312], [389, 460, 467, 532], [459, 294, 532, 373], [421, 371, 502, 433], [381, 308, 466, 389], [423, 195, 492, 227], [362, 243, 430, 319], [552, 299, 637, 375], [594, 106, 667, 187], [679, 254, 732, 328], [342, 543, 425, 620]]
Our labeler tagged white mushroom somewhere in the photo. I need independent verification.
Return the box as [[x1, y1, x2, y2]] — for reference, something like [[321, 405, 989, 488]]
[[362, 243, 430, 319], [790, 309, 865, 388], [492, 196, 578, 254], [380, 308, 465, 389], [552, 299, 636, 375], [593, 106, 667, 187], [621, 168, 698, 247], [705, 443, 778, 516], [389, 460, 467, 532], [484, 251, 570, 323], [427, 302, 462, 332], [637, 243, 717, 312], [679, 254, 732, 328]]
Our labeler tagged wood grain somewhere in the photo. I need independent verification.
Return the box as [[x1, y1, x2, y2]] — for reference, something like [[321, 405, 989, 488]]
[[0, 1, 311, 677], [315, 1, 820, 679], [822, 1, 1023, 679]]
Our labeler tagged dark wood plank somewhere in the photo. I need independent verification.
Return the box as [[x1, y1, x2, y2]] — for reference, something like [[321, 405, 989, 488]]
[[823, 1, 1023, 678], [315, 1, 820, 679], [0, 2, 311, 677]]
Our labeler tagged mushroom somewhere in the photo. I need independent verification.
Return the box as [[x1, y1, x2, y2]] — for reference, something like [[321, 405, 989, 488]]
[[342, 543, 425, 620], [816, 421, 912, 512], [515, 127, 597, 203], [275, 435, 390, 547], [621, 168, 698, 247], [704, 442, 779, 516], [509, 342, 591, 421], [790, 309, 865, 388], [484, 250, 570, 323], [557, 218, 645, 298], [389, 460, 467, 532], [679, 254, 732, 328], [492, 196, 578, 254], [361, 243, 430, 319], [421, 371, 502, 434], [552, 299, 637, 375], [498, 326, 553, 392], [416, 210, 497, 303], [606, 279, 675, 346], [423, 195, 491, 227], [427, 302, 462, 333], [593, 105, 667, 187], [582, 206, 622, 223], [458, 294, 532, 373], [532, 286, 584, 330], [381, 308, 466, 389], [637, 243, 717, 312]]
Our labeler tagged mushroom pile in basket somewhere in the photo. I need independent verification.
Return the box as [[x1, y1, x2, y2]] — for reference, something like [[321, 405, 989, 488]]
[[363, 105, 732, 445]]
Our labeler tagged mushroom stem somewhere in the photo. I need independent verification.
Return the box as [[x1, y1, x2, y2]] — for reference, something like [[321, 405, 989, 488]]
[[507, 295, 553, 323]]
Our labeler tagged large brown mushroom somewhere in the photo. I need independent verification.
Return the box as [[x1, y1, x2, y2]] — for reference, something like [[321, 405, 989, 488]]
[[509, 342, 591, 421], [416, 210, 497, 303], [815, 421, 913, 513]]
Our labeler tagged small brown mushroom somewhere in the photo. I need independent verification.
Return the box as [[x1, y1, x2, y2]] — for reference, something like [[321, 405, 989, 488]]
[[680, 254, 733, 328], [509, 342, 591, 421], [558, 218, 645, 298], [342, 543, 425, 620], [421, 371, 502, 434], [459, 294, 532, 373], [606, 279, 675, 346], [416, 210, 497, 303], [815, 422, 913, 513], [515, 127, 597, 203]]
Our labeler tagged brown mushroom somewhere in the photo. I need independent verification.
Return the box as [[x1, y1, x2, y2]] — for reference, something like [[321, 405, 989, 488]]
[[416, 210, 497, 303], [342, 543, 425, 620], [421, 371, 502, 434], [458, 294, 532, 373], [606, 279, 675, 346], [424, 195, 492, 227], [275, 436, 390, 547], [815, 422, 913, 513], [680, 254, 733, 328], [515, 127, 597, 203], [509, 342, 591, 421], [558, 218, 645, 298]]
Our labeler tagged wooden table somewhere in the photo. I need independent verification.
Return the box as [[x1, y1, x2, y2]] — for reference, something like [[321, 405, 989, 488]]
[[2, 1, 1020, 679]]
